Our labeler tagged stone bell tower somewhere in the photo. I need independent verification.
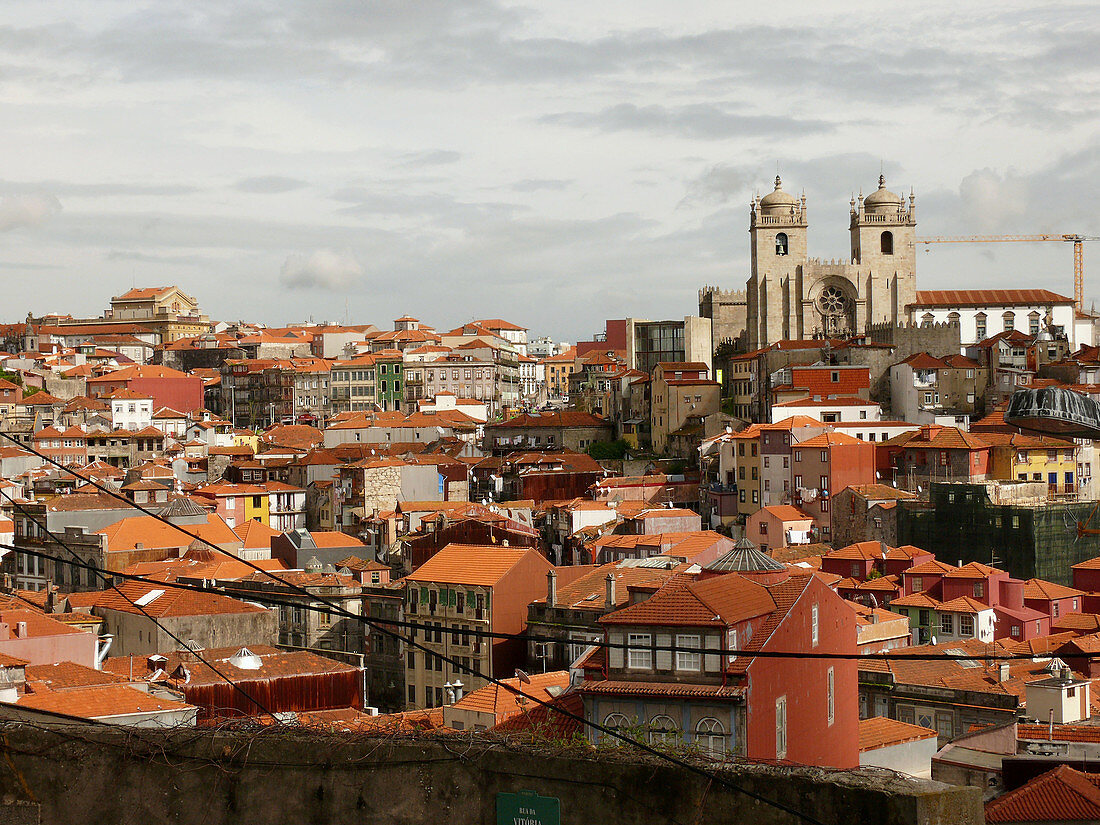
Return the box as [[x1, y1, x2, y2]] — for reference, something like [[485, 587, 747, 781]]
[[746, 176, 808, 348], [850, 175, 917, 324]]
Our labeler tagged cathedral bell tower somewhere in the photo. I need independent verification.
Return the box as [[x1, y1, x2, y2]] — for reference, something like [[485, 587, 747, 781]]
[[747, 176, 808, 347], [850, 175, 917, 322]]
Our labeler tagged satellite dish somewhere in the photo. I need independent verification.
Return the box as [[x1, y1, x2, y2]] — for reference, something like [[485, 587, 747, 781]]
[[514, 669, 531, 684], [892, 480, 898, 488], [930, 635, 938, 646], [917, 485, 923, 493]]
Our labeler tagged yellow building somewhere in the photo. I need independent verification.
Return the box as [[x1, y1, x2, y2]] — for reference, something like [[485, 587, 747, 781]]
[[986, 434, 1078, 497], [719, 424, 763, 519]]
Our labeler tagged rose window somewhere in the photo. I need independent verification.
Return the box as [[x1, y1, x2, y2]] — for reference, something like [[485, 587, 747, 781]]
[[817, 286, 848, 317]]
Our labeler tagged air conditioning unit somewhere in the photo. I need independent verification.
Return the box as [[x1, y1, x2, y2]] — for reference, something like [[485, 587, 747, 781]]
[[362, 706, 380, 716]]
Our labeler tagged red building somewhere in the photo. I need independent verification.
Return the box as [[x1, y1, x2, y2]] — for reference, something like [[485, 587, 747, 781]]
[[789, 432, 875, 543], [577, 554, 858, 769], [87, 364, 204, 415]]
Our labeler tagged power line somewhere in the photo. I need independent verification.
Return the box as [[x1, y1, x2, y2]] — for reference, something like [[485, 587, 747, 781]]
[[0, 433, 830, 825], [0, 488, 281, 723], [0, 539, 1048, 665]]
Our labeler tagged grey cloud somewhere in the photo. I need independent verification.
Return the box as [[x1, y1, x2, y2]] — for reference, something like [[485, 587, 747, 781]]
[[233, 176, 308, 194], [540, 103, 837, 140], [398, 150, 461, 168], [510, 179, 571, 192], [0, 194, 62, 231], [280, 249, 363, 291], [0, 179, 197, 197]]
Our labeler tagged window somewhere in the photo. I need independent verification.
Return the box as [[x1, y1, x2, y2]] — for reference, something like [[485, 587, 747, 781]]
[[973, 582, 984, 599], [881, 231, 893, 255], [975, 313, 987, 340], [935, 712, 954, 739], [696, 717, 726, 754], [940, 614, 953, 635], [1002, 311, 1015, 331], [959, 614, 974, 636], [775, 232, 788, 256], [760, 521, 768, 535], [811, 603, 819, 648], [627, 633, 652, 669], [827, 667, 835, 726], [775, 698, 787, 759], [649, 715, 679, 745], [604, 713, 631, 744], [675, 634, 701, 671], [794, 450, 801, 462]]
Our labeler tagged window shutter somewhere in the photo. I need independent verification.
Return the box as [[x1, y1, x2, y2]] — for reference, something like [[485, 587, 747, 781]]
[[704, 634, 720, 671], [608, 632, 624, 669], [656, 633, 672, 670]]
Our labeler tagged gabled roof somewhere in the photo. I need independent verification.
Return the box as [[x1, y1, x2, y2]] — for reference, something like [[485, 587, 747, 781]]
[[88, 580, 268, 618], [599, 572, 777, 627]]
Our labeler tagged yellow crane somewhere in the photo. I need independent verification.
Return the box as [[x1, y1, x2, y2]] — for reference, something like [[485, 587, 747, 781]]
[[917, 234, 1100, 312]]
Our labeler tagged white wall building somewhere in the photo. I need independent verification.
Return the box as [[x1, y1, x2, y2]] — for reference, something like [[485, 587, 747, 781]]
[[908, 289, 1077, 348], [108, 389, 153, 431], [770, 397, 882, 424]]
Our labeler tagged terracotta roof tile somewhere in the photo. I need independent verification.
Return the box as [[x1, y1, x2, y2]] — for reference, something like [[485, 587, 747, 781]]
[[406, 544, 548, 587], [858, 716, 937, 751], [984, 765, 1100, 823]]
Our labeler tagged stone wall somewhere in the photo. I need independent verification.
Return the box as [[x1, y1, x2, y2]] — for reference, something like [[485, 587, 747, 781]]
[[0, 724, 984, 825]]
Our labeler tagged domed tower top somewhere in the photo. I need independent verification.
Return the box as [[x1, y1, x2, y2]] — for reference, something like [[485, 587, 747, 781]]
[[862, 174, 903, 213], [758, 175, 799, 215]]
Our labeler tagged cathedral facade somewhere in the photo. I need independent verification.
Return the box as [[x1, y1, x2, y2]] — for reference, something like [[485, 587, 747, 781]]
[[702, 175, 917, 350]]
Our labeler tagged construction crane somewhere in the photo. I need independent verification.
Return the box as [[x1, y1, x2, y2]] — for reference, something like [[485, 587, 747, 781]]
[[917, 234, 1100, 312]]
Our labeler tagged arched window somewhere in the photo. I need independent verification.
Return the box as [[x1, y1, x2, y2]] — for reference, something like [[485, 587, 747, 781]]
[[695, 717, 726, 754], [604, 712, 631, 745], [775, 233, 788, 256], [649, 715, 679, 745], [1029, 311, 1041, 335], [1002, 311, 1015, 332], [921, 312, 935, 327], [881, 231, 894, 255], [947, 312, 960, 326]]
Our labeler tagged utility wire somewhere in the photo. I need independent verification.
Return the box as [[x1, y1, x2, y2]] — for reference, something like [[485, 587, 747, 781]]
[[0, 538, 1049, 664], [0, 488, 281, 723], [0, 432, 830, 825]]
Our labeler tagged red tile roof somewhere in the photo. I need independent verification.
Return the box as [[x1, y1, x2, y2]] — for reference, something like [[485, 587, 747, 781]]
[[985, 765, 1100, 823], [858, 716, 937, 751], [16, 683, 196, 718], [89, 581, 269, 618], [1024, 578, 1086, 601], [600, 571, 777, 628], [406, 544, 546, 587], [913, 289, 1073, 307]]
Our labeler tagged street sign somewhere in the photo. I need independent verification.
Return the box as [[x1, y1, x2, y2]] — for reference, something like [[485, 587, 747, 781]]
[[496, 790, 561, 825]]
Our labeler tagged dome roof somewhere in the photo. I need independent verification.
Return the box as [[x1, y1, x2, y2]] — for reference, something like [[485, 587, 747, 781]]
[[704, 537, 786, 573], [758, 175, 798, 214], [863, 174, 903, 210]]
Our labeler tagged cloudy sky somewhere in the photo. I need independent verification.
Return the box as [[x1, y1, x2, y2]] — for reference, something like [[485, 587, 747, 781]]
[[0, 1, 1097, 340]]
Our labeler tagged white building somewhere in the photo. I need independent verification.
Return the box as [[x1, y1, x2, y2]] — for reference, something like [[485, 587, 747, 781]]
[[770, 396, 882, 424], [107, 388, 153, 431], [908, 289, 1077, 348]]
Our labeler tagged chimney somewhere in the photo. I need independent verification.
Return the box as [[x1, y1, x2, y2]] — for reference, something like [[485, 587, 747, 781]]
[[605, 573, 616, 609], [14, 622, 27, 639], [547, 569, 557, 608], [998, 662, 1010, 682]]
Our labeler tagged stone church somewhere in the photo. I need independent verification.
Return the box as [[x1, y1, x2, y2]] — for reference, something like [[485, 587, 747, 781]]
[[700, 175, 917, 349]]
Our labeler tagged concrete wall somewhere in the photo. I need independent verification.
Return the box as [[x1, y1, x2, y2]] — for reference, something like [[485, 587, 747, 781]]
[[860, 737, 938, 778], [0, 724, 985, 825], [97, 607, 278, 657]]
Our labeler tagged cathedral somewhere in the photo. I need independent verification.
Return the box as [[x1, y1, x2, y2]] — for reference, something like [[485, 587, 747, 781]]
[[700, 174, 917, 349]]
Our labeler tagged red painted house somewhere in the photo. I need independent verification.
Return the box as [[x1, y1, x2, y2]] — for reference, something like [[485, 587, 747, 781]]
[[577, 560, 858, 769], [87, 364, 203, 415]]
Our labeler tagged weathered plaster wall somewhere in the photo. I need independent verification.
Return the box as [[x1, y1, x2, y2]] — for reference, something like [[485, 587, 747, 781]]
[[0, 724, 984, 825]]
